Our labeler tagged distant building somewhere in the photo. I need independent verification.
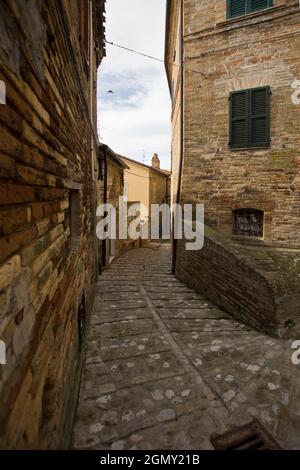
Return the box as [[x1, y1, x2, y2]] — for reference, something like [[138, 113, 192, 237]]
[[119, 154, 171, 238], [0, 0, 106, 448], [97, 144, 136, 265]]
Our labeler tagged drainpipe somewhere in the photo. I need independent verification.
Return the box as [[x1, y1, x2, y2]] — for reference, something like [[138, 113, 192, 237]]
[[166, 177, 169, 205], [102, 147, 108, 267], [172, 0, 184, 274]]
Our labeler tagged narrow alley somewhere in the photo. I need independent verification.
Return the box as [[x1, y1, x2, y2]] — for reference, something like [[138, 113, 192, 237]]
[[72, 243, 299, 450], [1, 0, 300, 458]]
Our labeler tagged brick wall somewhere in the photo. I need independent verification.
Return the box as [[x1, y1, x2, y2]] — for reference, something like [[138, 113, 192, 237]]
[[175, 225, 300, 339], [149, 169, 171, 240], [0, 0, 105, 448], [168, 0, 300, 247]]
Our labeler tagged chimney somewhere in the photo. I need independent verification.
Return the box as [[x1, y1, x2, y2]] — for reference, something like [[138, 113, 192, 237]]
[[152, 153, 160, 170]]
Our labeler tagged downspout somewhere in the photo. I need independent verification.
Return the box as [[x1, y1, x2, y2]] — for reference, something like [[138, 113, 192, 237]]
[[172, 0, 184, 274], [102, 147, 108, 267], [166, 177, 168, 204]]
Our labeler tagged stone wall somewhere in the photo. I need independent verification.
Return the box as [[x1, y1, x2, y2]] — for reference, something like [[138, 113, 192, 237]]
[[0, 0, 104, 449], [175, 225, 300, 339], [149, 170, 170, 207], [149, 169, 171, 240], [106, 157, 126, 262]]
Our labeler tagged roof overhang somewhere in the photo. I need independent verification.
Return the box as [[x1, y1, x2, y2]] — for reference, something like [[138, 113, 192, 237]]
[[98, 144, 129, 169], [119, 155, 171, 177], [164, 0, 172, 93], [93, 0, 106, 65]]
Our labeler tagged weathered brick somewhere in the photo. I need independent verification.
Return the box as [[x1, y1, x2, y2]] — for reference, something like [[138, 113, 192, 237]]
[[30, 202, 44, 220], [0, 291, 9, 323], [59, 199, 69, 211], [0, 255, 21, 291], [0, 207, 31, 236], [0, 226, 37, 264], [23, 81, 51, 125], [0, 184, 35, 205], [51, 211, 65, 225], [0, 154, 17, 179], [35, 187, 66, 202], [42, 203, 54, 218], [36, 218, 51, 237], [20, 224, 64, 266], [16, 165, 55, 187], [13, 307, 35, 357], [0, 127, 23, 159], [3, 370, 33, 445]]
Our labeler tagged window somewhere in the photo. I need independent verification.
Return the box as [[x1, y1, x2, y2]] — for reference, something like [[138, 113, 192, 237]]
[[233, 209, 264, 237], [229, 87, 270, 149], [96, 157, 104, 181], [227, 0, 273, 19]]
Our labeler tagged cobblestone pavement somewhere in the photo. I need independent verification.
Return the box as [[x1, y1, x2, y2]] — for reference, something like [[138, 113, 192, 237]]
[[72, 243, 300, 450]]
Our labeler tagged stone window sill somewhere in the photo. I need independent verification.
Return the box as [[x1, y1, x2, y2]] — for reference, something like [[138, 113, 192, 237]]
[[232, 235, 264, 239], [229, 145, 270, 151], [232, 235, 265, 246]]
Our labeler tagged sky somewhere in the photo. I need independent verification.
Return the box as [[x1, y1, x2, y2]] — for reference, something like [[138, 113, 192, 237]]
[[97, 0, 171, 170]]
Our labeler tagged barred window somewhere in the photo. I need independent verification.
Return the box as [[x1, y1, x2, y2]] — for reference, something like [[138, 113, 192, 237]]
[[233, 209, 264, 237]]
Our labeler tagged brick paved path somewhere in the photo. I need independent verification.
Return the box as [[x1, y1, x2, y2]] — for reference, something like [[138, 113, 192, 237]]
[[72, 243, 300, 450]]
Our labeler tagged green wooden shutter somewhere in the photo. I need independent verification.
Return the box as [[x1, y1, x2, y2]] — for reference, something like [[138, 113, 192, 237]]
[[230, 87, 270, 149], [229, 91, 248, 148], [250, 87, 270, 147], [227, 0, 273, 18], [227, 0, 247, 19], [249, 0, 272, 13]]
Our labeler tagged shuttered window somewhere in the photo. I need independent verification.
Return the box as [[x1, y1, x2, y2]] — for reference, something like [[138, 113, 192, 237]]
[[229, 87, 270, 149], [227, 0, 273, 19]]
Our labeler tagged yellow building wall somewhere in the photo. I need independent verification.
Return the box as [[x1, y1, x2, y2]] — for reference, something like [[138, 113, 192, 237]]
[[123, 161, 150, 222]]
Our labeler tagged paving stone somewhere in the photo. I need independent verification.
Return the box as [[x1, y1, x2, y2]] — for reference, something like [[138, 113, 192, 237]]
[[73, 373, 216, 448], [88, 318, 157, 339], [86, 333, 171, 362], [72, 243, 300, 450], [79, 350, 185, 400], [91, 308, 154, 324]]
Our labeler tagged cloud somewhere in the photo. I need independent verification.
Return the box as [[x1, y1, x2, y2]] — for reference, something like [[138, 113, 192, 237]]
[[97, 0, 171, 170]]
